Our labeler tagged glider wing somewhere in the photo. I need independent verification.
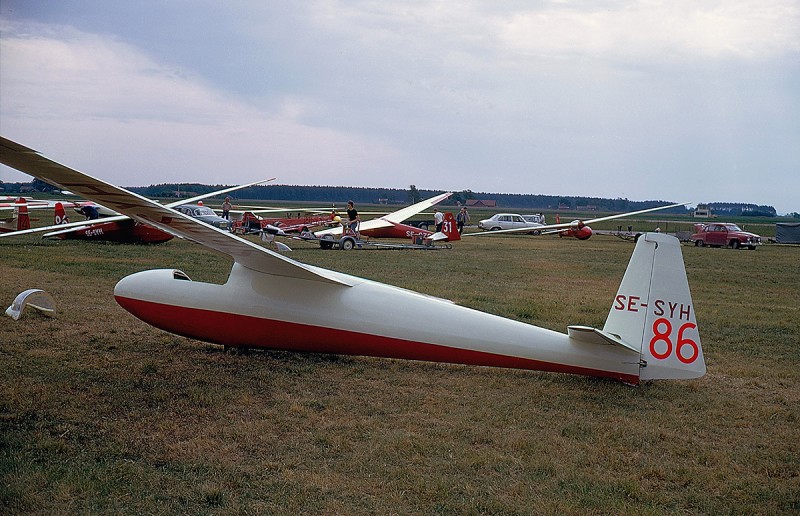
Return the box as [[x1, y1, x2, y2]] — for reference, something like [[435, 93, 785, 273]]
[[0, 137, 352, 286], [315, 192, 453, 237], [466, 202, 690, 236]]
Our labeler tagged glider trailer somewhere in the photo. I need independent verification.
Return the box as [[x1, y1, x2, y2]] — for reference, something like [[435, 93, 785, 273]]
[[299, 232, 453, 250]]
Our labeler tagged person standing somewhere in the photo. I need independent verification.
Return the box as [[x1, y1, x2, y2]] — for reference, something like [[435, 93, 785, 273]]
[[221, 197, 232, 220], [456, 207, 470, 234], [346, 200, 360, 238], [434, 208, 444, 232]]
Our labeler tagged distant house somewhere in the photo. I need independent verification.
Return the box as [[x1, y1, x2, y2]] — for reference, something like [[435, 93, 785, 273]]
[[466, 199, 497, 208], [172, 190, 196, 198], [694, 204, 713, 218]]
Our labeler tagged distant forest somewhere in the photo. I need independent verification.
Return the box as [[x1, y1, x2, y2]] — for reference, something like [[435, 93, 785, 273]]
[[129, 184, 777, 216], [129, 183, 694, 213], [2, 180, 778, 216]]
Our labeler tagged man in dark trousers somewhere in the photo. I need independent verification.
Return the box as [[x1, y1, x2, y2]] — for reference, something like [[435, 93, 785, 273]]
[[346, 200, 360, 238], [456, 207, 470, 234]]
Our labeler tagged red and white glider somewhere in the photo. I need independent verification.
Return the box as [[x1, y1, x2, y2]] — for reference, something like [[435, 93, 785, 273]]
[[312, 192, 460, 243], [467, 203, 689, 240], [0, 136, 705, 384], [0, 178, 274, 243], [0, 198, 32, 233]]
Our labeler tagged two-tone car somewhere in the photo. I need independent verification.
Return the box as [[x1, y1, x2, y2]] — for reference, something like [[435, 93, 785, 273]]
[[174, 204, 231, 230], [691, 223, 761, 250]]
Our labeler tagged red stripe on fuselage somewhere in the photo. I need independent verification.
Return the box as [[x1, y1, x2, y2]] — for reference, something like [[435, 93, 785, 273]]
[[115, 296, 639, 384]]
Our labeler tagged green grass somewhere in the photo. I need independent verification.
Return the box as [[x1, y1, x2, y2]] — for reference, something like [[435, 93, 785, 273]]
[[1, 226, 798, 514]]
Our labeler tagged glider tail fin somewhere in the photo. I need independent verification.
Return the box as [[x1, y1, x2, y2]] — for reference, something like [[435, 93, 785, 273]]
[[15, 198, 30, 231], [426, 212, 460, 242], [602, 232, 705, 380], [54, 202, 70, 225], [442, 212, 460, 241]]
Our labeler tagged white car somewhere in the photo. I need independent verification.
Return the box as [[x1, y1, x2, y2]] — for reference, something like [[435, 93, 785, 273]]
[[478, 213, 544, 234]]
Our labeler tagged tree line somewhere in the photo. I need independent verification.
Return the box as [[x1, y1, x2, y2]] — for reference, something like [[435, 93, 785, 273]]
[[124, 183, 694, 213], [1, 180, 776, 215]]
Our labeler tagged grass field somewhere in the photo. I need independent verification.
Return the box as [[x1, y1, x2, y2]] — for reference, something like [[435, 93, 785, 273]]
[[1, 224, 798, 514]]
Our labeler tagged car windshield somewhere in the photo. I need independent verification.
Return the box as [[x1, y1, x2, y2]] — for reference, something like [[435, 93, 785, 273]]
[[193, 206, 216, 216]]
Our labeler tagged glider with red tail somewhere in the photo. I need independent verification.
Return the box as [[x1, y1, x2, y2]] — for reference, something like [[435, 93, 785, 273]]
[[0, 179, 274, 243], [0, 136, 705, 385], [468, 203, 689, 240], [47, 201, 174, 243], [311, 192, 460, 247], [0, 198, 32, 233]]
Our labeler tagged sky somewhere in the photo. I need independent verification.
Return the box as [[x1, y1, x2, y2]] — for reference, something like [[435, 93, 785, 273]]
[[1, 1, 798, 214]]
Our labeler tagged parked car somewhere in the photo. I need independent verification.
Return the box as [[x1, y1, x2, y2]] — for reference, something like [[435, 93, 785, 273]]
[[522, 213, 546, 225], [478, 213, 544, 234], [173, 204, 231, 229], [691, 223, 761, 250]]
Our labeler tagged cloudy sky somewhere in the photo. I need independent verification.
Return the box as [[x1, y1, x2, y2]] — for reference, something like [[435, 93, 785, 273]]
[[1, 1, 798, 213]]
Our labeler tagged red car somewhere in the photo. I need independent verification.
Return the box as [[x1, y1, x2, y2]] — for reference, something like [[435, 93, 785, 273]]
[[691, 223, 761, 250]]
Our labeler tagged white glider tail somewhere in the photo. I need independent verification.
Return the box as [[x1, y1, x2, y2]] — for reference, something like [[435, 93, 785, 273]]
[[566, 233, 704, 379], [603, 232, 705, 379]]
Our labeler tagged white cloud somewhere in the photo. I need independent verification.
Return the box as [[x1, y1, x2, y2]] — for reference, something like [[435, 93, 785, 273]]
[[1, 3, 798, 214], [309, 1, 800, 62], [0, 21, 402, 187]]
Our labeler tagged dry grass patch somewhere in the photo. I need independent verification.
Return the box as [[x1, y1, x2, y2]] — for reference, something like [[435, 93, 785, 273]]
[[1, 231, 798, 513]]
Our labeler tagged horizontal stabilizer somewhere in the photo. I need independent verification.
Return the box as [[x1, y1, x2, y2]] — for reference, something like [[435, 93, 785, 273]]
[[567, 325, 639, 353]]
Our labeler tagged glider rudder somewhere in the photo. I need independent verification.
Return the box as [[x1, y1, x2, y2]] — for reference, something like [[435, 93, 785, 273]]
[[15, 198, 30, 231], [54, 202, 69, 225], [442, 212, 460, 241], [602, 232, 705, 380]]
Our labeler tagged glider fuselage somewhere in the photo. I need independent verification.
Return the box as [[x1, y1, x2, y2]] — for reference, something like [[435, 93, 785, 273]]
[[56, 219, 174, 243], [114, 263, 642, 384]]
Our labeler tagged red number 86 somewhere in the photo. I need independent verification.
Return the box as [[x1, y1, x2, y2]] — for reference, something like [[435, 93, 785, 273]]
[[649, 317, 699, 364]]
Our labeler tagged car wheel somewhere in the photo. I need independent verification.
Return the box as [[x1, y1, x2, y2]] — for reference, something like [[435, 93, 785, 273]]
[[730, 240, 740, 249], [490, 227, 501, 231], [695, 240, 705, 247], [529, 230, 541, 235]]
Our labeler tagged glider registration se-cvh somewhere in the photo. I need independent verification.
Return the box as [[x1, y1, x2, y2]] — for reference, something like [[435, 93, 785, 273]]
[[0, 137, 705, 385]]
